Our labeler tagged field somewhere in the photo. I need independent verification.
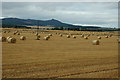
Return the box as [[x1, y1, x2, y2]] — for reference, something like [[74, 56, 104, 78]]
[[1, 28, 118, 78]]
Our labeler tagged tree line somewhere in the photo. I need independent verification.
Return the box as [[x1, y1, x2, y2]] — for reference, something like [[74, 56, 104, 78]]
[[51, 27, 118, 31], [2, 24, 31, 29]]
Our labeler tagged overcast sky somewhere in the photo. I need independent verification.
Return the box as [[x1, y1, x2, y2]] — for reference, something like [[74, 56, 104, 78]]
[[2, 2, 118, 27]]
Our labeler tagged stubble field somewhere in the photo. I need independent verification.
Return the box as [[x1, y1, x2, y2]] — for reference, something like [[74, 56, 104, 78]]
[[1, 28, 119, 78]]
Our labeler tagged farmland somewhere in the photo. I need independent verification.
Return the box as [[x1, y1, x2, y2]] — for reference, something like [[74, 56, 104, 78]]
[[1, 28, 118, 78]]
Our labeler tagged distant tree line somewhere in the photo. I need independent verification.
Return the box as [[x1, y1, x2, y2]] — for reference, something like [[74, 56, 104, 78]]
[[2, 24, 31, 29], [51, 27, 80, 31], [51, 27, 118, 32], [1, 24, 119, 31]]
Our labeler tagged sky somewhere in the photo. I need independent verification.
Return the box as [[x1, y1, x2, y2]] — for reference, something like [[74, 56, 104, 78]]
[[1, 2, 118, 28]]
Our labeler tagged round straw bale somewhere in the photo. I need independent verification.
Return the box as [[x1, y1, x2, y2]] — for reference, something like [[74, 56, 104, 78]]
[[13, 32, 17, 35], [20, 36, 26, 40], [46, 35, 50, 38], [59, 34, 62, 37], [92, 40, 99, 45], [17, 33, 20, 35], [0, 37, 6, 42], [48, 34, 52, 36], [98, 36, 101, 39], [109, 34, 113, 37], [72, 36, 76, 38], [44, 36, 49, 40], [67, 35, 70, 38], [87, 34, 90, 37], [105, 36, 108, 38], [84, 36, 88, 39], [4, 31, 6, 33], [7, 36, 12, 40], [81, 35, 84, 37], [8, 31, 10, 33], [38, 35, 41, 38], [15, 31, 18, 33], [8, 38, 16, 43]]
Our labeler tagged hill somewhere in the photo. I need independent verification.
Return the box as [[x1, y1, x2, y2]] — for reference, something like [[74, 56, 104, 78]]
[[1, 18, 117, 31], [2, 18, 83, 28]]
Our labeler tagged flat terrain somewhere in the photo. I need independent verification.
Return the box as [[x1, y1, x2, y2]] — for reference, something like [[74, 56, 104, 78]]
[[1, 29, 118, 78]]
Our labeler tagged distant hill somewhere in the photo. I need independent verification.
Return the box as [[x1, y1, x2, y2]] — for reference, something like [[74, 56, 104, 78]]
[[1, 18, 102, 28], [1, 18, 117, 31], [2, 18, 82, 27]]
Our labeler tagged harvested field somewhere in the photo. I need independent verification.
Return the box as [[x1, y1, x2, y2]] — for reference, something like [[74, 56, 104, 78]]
[[1, 28, 118, 78]]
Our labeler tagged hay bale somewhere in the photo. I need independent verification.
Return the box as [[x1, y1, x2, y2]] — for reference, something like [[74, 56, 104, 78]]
[[105, 36, 108, 38], [87, 34, 90, 37], [67, 35, 70, 38], [44, 36, 49, 40], [38, 35, 41, 38], [35, 33, 38, 36], [84, 36, 88, 39], [15, 31, 18, 33], [47, 35, 50, 38], [109, 34, 113, 37], [8, 31, 10, 33], [8, 38, 16, 43], [13, 31, 18, 35], [92, 40, 99, 45], [59, 34, 62, 37], [7, 36, 12, 40], [17, 33, 20, 35], [98, 36, 101, 39], [0, 37, 6, 42], [20, 36, 26, 40], [48, 34, 52, 36], [72, 36, 76, 38], [4, 31, 6, 33], [13, 32, 17, 35], [81, 35, 84, 37]]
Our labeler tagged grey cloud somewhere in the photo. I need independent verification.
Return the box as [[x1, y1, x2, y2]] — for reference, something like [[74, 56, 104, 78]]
[[2, 2, 118, 27]]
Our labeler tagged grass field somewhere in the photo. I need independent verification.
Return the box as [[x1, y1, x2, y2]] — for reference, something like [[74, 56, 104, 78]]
[[1, 28, 118, 78]]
